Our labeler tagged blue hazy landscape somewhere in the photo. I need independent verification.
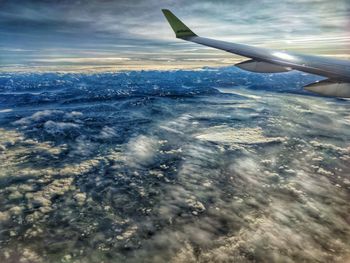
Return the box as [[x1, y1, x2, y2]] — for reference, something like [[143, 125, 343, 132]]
[[0, 67, 349, 262]]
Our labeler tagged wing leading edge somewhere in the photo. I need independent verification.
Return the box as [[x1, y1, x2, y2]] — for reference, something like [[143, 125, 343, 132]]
[[162, 9, 350, 98]]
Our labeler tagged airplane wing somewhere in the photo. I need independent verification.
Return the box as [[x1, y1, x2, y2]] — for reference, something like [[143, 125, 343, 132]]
[[162, 9, 350, 98]]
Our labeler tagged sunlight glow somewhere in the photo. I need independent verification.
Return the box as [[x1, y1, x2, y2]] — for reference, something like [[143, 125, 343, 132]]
[[273, 52, 298, 61]]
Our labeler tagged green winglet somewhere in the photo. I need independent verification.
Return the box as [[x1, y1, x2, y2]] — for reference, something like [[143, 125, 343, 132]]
[[162, 9, 197, 38]]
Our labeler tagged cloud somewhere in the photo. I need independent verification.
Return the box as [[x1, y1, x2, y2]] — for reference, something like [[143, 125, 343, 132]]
[[125, 135, 160, 166], [195, 126, 286, 144], [43, 120, 80, 135], [0, 0, 349, 70], [97, 126, 118, 140], [13, 110, 65, 126], [13, 110, 83, 126]]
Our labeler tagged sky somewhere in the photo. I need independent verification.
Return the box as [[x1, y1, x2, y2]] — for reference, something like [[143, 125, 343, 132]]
[[0, 0, 350, 72]]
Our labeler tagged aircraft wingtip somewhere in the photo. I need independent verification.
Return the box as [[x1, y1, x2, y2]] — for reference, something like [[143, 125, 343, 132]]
[[161, 9, 197, 38]]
